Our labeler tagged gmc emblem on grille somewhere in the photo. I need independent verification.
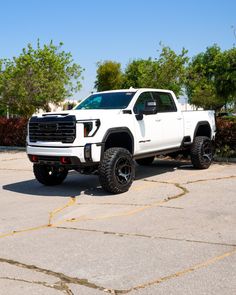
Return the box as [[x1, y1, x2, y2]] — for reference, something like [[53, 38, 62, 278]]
[[39, 123, 58, 131]]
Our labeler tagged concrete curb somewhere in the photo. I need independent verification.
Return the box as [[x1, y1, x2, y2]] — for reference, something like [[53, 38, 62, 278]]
[[214, 157, 236, 163], [0, 146, 26, 152]]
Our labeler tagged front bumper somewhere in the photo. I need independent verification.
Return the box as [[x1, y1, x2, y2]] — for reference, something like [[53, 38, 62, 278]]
[[27, 143, 102, 164]]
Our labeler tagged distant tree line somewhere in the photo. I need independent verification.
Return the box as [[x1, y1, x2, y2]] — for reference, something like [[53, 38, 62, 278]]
[[0, 41, 235, 118], [95, 44, 236, 111]]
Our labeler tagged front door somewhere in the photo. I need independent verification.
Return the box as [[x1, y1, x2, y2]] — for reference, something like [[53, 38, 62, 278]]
[[133, 92, 162, 154]]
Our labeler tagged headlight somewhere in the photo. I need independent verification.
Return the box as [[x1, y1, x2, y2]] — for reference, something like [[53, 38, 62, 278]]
[[79, 119, 100, 137]]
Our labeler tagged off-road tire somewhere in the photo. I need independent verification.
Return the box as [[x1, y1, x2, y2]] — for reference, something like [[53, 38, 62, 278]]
[[190, 136, 213, 169], [136, 156, 155, 166], [33, 164, 68, 185], [99, 148, 135, 194]]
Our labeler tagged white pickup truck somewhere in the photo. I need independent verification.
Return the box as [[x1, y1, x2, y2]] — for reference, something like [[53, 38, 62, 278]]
[[27, 88, 216, 193]]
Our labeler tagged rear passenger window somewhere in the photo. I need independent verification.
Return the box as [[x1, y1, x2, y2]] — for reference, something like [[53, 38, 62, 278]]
[[152, 92, 177, 112]]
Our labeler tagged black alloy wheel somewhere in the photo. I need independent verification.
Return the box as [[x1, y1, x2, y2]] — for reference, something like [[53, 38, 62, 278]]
[[99, 147, 135, 194], [190, 136, 213, 169]]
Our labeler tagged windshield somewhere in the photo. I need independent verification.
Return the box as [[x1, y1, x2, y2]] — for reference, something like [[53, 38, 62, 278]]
[[75, 92, 135, 110]]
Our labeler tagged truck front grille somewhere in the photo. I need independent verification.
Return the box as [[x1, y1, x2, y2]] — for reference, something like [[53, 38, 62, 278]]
[[29, 115, 76, 143]]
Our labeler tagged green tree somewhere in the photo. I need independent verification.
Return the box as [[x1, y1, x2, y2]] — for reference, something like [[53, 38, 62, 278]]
[[122, 59, 155, 88], [0, 40, 83, 117], [153, 46, 188, 95], [123, 46, 189, 96], [95, 61, 123, 91], [215, 47, 236, 109], [186, 45, 236, 111]]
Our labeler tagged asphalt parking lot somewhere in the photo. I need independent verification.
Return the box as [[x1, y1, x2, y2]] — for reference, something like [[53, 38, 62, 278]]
[[0, 151, 235, 295]]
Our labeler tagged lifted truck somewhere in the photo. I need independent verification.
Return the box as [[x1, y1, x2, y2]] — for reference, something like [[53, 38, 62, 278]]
[[27, 88, 216, 194]]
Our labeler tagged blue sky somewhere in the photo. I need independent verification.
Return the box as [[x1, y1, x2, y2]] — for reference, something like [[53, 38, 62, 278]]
[[0, 0, 235, 100]]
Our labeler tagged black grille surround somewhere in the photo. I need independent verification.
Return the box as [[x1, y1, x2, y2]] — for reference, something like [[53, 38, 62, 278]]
[[29, 115, 76, 143]]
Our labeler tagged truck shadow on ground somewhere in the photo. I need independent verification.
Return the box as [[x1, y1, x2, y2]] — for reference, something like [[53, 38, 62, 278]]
[[3, 159, 193, 198]]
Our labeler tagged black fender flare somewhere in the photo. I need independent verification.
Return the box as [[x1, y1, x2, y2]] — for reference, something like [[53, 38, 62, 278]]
[[102, 127, 134, 154], [193, 121, 212, 139]]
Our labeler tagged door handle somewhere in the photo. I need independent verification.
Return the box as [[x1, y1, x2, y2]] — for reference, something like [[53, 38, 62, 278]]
[[177, 117, 182, 120], [155, 118, 162, 122]]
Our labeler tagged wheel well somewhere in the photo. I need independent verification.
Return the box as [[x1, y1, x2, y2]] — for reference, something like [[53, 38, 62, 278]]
[[194, 123, 211, 139], [104, 132, 133, 154]]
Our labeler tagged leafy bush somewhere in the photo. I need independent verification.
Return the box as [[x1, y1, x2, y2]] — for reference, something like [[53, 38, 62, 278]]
[[215, 118, 236, 157], [0, 117, 28, 146]]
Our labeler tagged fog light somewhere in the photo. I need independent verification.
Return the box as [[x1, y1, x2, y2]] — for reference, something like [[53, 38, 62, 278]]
[[30, 155, 38, 162], [60, 157, 71, 164]]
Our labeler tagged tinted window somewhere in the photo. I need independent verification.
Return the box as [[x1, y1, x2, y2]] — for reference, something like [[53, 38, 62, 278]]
[[75, 92, 135, 110], [152, 92, 177, 112], [133, 92, 153, 114]]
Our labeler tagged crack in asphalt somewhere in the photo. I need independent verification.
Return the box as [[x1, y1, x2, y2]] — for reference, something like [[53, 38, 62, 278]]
[[72, 202, 183, 208], [0, 224, 49, 239], [1, 174, 236, 293], [0, 276, 72, 294], [1, 175, 235, 240], [55, 226, 236, 247], [0, 181, 186, 238], [0, 258, 113, 294], [54, 182, 188, 225], [1, 247, 236, 294], [126, 247, 236, 293], [184, 175, 236, 184], [0, 197, 78, 239], [48, 197, 77, 226]]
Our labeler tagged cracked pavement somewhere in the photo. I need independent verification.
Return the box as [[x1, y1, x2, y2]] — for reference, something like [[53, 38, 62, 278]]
[[0, 152, 235, 294]]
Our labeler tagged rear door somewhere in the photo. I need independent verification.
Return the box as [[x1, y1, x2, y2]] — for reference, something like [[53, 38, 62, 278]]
[[151, 91, 184, 149]]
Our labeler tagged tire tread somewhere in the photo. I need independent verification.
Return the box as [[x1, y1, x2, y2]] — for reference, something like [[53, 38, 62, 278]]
[[33, 164, 68, 186], [99, 148, 134, 194], [190, 136, 212, 169]]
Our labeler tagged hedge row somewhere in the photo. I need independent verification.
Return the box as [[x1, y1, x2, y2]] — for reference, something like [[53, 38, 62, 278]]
[[0, 117, 235, 156], [216, 118, 236, 147], [0, 117, 28, 146], [215, 117, 236, 157]]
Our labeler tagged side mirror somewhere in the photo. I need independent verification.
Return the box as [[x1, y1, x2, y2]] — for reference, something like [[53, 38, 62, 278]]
[[142, 101, 157, 115], [135, 113, 143, 121], [135, 101, 157, 121]]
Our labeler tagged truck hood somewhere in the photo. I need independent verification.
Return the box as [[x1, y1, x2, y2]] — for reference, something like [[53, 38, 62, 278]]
[[36, 109, 122, 120]]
